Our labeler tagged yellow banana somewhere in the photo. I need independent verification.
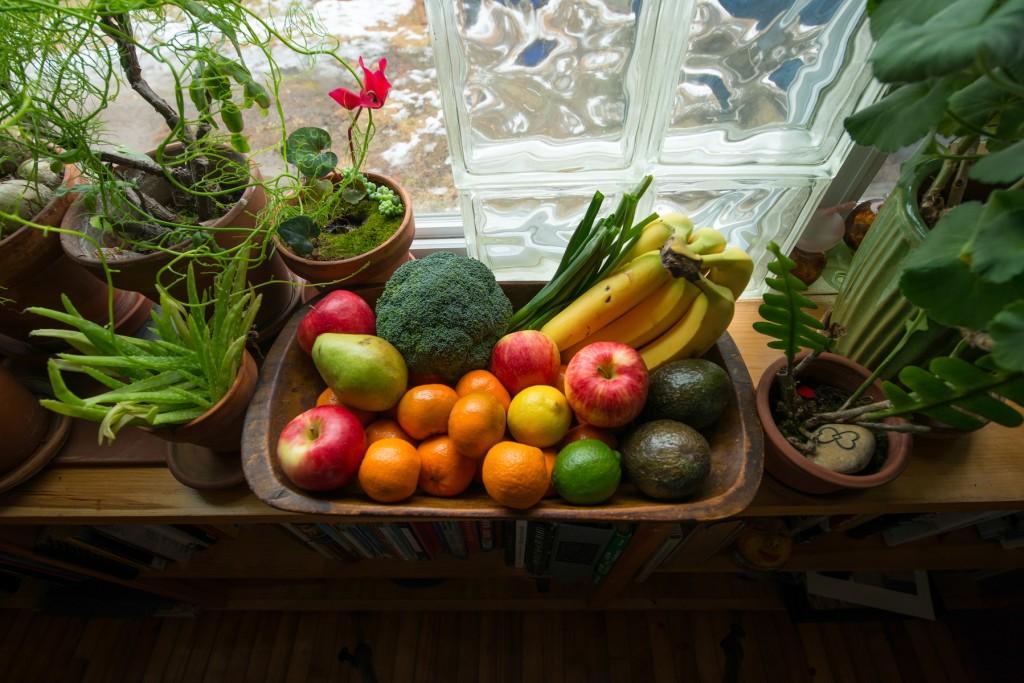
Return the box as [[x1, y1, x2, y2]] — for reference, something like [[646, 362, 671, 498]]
[[541, 251, 670, 350], [701, 245, 754, 299], [687, 227, 727, 255], [638, 275, 735, 370], [660, 212, 695, 237], [559, 277, 700, 362], [619, 214, 695, 268]]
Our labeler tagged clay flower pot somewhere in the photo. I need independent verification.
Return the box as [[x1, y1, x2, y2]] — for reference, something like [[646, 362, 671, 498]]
[[0, 164, 150, 345], [755, 352, 912, 495], [274, 172, 414, 286], [59, 145, 300, 338], [0, 364, 71, 492]]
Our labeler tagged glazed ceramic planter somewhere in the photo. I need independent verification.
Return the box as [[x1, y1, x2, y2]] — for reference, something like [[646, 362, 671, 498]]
[[59, 145, 300, 338], [0, 164, 150, 344], [756, 352, 912, 495], [275, 172, 414, 286], [830, 161, 957, 374]]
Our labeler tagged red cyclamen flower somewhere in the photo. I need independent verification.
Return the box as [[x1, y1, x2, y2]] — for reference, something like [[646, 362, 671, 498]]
[[328, 57, 391, 110], [796, 385, 816, 400]]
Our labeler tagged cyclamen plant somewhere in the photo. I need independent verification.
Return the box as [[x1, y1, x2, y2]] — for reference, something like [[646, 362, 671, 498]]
[[275, 56, 404, 258]]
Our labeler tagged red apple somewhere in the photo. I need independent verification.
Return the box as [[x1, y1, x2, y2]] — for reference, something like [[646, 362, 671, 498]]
[[564, 342, 648, 428], [277, 406, 367, 491], [489, 330, 561, 395], [297, 290, 376, 355]]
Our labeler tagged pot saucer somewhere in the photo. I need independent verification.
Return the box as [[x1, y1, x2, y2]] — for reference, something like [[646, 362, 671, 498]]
[[0, 412, 72, 494], [166, 442, 247, 490]]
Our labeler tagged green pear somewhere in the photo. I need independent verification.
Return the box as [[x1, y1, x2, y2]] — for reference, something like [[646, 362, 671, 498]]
[[312, 334, 408, 411]]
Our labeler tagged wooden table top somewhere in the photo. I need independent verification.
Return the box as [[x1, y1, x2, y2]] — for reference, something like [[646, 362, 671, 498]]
[[1, 301, 1020, 523]]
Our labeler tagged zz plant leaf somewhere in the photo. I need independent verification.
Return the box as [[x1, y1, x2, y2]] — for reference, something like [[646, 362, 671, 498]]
[[753, 242, 832, 371], [865, 355, 1024, 430], [285, 127, 337, 180]]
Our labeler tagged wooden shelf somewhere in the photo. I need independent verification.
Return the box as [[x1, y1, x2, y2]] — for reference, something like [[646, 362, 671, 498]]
[[0, 300, 1020, 524], [659, 527, 1024, 573]]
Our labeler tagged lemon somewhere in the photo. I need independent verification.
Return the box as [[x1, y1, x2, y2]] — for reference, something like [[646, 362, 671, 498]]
[[507, 385, 572, 448]]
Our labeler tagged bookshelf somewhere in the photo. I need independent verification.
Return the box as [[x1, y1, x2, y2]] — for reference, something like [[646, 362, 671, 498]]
[[0, 301, 1022, 610]]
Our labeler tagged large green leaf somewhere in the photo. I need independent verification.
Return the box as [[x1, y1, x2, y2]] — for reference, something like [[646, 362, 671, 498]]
[[971, 139, 1024, 183], [948, 75, 1017, 128], [871, 0, 1024, 83], [277, 215, 318, 257], [990, 301, 1024, 372], [844, 79, 958, 152], [900, 202, 1024, 329], [867, 0, 958, 40], [971, 190, 1024, 283]]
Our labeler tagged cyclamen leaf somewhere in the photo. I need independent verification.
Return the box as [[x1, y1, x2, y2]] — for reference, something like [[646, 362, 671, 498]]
[[990, 301, 1024, 372], [970, 140, 1024, 184], [970, 190, 1024, 283], [844, 79, 958, 152], [277, 215, 318, 257], [285, 127, 337, 180]]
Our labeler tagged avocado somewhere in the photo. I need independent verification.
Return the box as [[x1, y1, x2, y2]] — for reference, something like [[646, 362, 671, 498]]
[[622, 419, 711, 500], [644, 359, 730, 430]]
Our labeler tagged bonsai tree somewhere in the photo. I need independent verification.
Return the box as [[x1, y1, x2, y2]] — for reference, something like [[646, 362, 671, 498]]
[[270, 56, 406, 266], [756, 242, 1024, 457], [838, 0, 1024, 378]]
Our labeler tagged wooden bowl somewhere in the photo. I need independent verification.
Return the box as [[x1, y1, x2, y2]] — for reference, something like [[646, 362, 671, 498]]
[[242, 284, 764, 520]]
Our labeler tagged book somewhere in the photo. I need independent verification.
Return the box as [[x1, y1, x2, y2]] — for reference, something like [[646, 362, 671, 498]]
[[462, 521, 480, 554], [410, 522, 441, 559], [336, 527, 374, 560], [315, 525, 359, 560], [514, 520, 528, 569], [882, 511, 1013, 546], [635, 525, 686, 583], [93, 525, 197, 563], [432, 522, 454, 556], [34, 530, 139, 580], [170, 525, 217, 547], [478, 521, 495, 551], [440, 522, 467, 559], [280, 524, 347, 561], [397, 524, 429, 560], [503, 522, 516, 567], [380, 526, 416, 560], [39, 527, 168, 572], [525, 522, 556, 577], [354, 526, 391, 558], [548, 523, 615, 582], [148, 525, 213, 550], [592, 524, 635, 584]]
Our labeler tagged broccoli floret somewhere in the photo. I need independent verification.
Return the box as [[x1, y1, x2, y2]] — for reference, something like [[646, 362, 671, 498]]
[[375, 252, 513, 384]]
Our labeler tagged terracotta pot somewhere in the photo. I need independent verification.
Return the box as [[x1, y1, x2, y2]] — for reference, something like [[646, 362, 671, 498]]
[[0, 364, 50, 474], [155, 350, 258, 453], [0, 164, 151, 344], [274, 172, 414, 285], [755, 352, 912, 495], [59, 145, 299, 336]]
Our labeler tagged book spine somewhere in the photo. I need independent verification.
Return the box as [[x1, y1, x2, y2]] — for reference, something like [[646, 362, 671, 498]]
[[398, 525, 429, 560], [150, 525, 211, 549], [337, 527, 374, 560], [76, 529, 168, 571], [441, 522, 467, 559], [634, 530, 683, 583], [92, 526, 195, 563], [171, 525, 217, 546], [410, 523, 440, 559], [503, 522, 515, 567], [462, 521, 480, 555], [433, 523, 454, 556], [381, 526, 416, 561], [362, 526, 395, 558], [592, 525, 635, 584], [514, 520, 528, 569], [478, 521, 494, 551], [314, 525, 358, 560], [280, 524, 342, 560]]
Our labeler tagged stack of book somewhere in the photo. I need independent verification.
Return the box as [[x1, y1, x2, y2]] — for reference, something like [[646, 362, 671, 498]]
[[280, 521, 498, 561]]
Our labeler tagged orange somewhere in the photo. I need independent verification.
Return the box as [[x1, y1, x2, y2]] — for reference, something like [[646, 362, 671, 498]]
[[506, 385, 572, 448], [316, 388, 375, 425], [455, 369, 511, 410], [448, 392, 506, 459], [481, 441, 549, 510], [418, 436, 477, 497], [358, 438, 421, 503], [560, 424, 618, 450], [543, 449, 557, 497], [365, 418, 414, 446], [397, 384, 459, 440]]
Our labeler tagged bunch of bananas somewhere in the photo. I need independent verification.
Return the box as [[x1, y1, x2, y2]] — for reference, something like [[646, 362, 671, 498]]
[[541, 213, 753, 370]]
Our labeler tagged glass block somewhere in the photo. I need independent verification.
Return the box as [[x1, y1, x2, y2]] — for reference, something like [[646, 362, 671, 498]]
[[426, 0, 671, 181], [462, 182, 642, 281], [659, 0, 882, 170], [653, 175, 829, 295]]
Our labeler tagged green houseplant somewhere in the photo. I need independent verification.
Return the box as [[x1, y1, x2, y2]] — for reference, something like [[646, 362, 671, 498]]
[[831, 0, 1024, 376], [755, 242, 1023, 494], [269, 57, 414, 286]]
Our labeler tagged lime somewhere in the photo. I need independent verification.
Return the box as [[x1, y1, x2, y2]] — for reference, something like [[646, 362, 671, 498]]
[[552, 439, 622, 505]]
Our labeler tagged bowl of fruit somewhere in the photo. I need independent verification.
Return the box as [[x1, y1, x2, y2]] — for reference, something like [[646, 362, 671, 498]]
[[242, 178, 763, 520]]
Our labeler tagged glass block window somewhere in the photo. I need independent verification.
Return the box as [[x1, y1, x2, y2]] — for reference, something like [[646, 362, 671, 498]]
[[427, 0, 883, 293]]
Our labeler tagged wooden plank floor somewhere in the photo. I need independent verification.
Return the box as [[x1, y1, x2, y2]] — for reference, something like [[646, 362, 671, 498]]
[[0, 608, 1018, 682]]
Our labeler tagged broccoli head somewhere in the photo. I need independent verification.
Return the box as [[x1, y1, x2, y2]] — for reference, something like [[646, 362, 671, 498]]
[[375, 252, 513, 384]]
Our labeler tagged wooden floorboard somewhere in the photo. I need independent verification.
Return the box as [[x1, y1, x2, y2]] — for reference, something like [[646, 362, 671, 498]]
[[0, 608, 1016, 682]]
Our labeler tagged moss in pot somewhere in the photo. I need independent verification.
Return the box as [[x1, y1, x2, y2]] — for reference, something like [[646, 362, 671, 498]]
[[753, 243, 1024, 495]]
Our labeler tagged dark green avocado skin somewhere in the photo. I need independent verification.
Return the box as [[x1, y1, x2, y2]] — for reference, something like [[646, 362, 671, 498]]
[[622, 419, 711, 500], [644, 359, 730, 430]]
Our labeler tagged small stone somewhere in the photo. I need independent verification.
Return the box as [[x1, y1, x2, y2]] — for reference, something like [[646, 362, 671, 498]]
[[806, 424, 875, 474]]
